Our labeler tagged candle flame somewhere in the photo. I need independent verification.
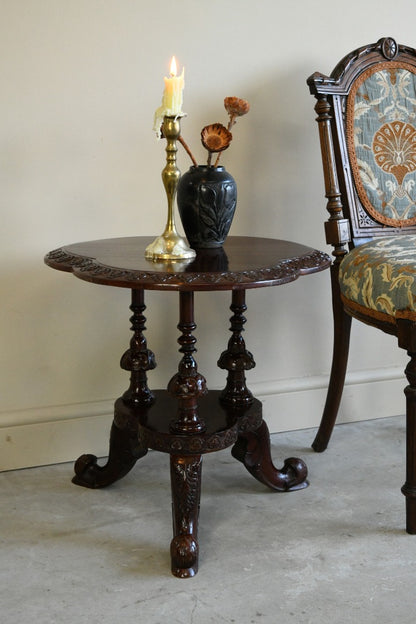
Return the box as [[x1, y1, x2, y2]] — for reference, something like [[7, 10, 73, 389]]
[[169, 56, 177, 77]]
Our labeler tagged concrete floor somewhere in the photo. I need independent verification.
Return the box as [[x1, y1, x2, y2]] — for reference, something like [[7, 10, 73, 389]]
[[1, 415, 415, 624]]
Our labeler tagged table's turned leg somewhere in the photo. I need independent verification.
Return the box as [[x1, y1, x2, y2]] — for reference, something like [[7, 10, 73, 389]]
[[72, 289, 154, 488], [220, 289, 308, 492], [218, 289, 255, 407], [168, 291, 208, 435], [167, 291, 207, 577]]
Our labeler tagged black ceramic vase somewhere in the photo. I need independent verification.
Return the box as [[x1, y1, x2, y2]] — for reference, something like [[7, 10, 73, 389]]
[[177, 165, 237, 248]]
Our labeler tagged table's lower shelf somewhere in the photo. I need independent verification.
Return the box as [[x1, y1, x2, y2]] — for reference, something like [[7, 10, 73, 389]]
[[115, 390, 262, 455]]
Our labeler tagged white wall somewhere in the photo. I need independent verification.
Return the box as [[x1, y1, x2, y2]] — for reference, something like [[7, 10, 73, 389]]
[[0, 0, 413, 470]]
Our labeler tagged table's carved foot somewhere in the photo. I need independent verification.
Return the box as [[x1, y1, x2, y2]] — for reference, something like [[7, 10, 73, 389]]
[[170, 455, 202, 578], [72, 422, 147, 489], [232, 420, 308, 491]]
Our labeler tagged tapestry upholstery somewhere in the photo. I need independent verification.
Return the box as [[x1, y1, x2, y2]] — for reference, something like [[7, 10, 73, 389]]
[[346, 62, 416, 227], [339, 235, 416, 324]]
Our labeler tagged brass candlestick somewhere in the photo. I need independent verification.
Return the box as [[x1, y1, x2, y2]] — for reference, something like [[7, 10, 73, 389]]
[[145, 116, 196, 261]]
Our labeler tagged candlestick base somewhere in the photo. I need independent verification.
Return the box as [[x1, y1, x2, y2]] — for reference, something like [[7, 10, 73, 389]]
[[145, 231, 196, 262]]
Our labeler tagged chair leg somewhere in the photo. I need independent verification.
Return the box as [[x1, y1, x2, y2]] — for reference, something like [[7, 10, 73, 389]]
[[402, 351, 416, 534], [312, 265, 352, 452]]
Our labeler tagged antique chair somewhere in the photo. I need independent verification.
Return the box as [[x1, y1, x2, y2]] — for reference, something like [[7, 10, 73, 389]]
[[308, 37, 416, 533]]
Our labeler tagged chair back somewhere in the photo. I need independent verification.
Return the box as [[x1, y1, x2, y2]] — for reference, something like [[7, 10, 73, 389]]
[[308, 37, 416, 257]]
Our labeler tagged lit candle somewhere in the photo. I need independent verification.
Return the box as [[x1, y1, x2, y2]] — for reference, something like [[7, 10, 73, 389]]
[[153, 56, 185, 135], [163, 56, 184, 114]]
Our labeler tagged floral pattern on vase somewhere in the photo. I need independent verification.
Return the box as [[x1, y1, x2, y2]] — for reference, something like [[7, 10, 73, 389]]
[[177, 165, 237, 248]]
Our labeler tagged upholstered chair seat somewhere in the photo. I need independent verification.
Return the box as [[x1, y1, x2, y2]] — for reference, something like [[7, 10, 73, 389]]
[[340, 235, 416, 325]]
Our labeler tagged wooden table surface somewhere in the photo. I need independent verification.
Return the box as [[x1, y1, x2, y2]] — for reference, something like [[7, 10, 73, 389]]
[[45, 235, 330, 291]]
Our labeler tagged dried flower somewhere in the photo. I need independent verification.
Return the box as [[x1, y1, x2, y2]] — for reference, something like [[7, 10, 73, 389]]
[[177, 95, 249, 167], [224, 97, 250, 119], [201, 123, 232, 166], [201, 123, 232, 151], [212, 97, 250, 167]]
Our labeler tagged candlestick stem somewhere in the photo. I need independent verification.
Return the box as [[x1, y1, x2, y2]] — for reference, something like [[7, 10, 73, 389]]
[[145, 116, 196, 261]]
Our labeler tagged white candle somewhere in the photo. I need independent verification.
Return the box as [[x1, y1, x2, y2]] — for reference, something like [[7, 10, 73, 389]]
[[163, 56, 184, 114], [153, 56, 185, 135]]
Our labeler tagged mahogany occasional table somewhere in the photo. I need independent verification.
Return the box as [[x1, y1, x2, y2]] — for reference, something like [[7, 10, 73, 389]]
[[45, 236, 330, 577]]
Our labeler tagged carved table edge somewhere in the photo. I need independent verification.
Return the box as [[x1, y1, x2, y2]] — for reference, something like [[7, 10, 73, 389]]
[[45, 247, 331, 288]]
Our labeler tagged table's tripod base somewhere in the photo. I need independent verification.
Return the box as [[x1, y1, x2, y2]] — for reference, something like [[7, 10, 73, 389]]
[[71, 391, 308, 576], [231, 420, 308, 491], [72, 418, 148, 489]]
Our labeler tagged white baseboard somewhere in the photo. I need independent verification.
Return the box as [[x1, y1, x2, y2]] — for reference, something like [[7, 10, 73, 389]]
[[261, 366, 405, 433], [0, 405, 114, 472], [0, 367, 405, 471]]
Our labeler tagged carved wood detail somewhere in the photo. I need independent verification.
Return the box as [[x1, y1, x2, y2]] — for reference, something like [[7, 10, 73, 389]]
[[45, 246, 330, 289], [72, 419, 147, 489], [402, 351, 416, 533], [120, 289, 156, 406], [44, 236, 330, 575], [232, 420, 308, 491], [307, 37, 411, 95], [308, 37, 416, 536], [218, 289, 255, 407], [168, 291, 208, 434], [170, 455, 202, 578], [137, 392, 263, 454], [314, 94, 350, 263]]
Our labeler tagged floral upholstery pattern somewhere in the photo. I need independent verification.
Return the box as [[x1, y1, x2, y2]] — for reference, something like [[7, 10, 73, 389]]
[[339, 235, 416, 323], [347, 63, 416, 226]]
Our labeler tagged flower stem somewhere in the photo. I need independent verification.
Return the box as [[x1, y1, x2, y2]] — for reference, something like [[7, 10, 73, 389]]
[[178, 135, 198, 167], [214, 114, 237, 167], [228, 114, 237, 131]]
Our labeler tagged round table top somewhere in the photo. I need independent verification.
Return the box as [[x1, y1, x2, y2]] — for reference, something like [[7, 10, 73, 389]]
[[45, 236, 330, 291]]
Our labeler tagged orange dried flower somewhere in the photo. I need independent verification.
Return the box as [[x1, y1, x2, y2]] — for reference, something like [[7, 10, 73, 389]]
[[201, 123, 233, 153], [176, 96, 249, 166], [224, 97, 250, 118]]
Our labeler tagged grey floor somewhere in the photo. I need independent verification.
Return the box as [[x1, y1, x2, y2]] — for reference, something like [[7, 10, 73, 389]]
[[1, 416, 415, 624]]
